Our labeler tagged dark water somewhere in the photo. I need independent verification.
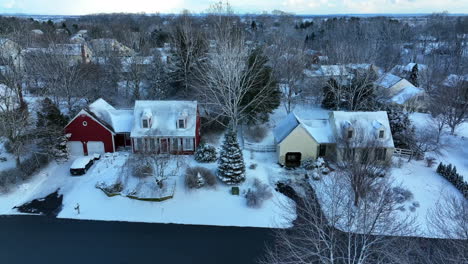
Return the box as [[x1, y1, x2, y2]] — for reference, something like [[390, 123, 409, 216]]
[[0, 215, 273, 264]]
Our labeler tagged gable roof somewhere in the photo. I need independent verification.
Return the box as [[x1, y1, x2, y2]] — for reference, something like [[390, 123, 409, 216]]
[[273, 112, 300, 143], [330, 111, 394, 148], [131, 100, 198, 138], [274, 112, 334, 144], [88, 98, 133, 133], [375, 73, 424, 104], [65, 109, 115, 135]]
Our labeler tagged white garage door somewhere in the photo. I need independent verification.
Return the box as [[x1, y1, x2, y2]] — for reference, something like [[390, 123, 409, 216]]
[[87, 141, 105, 155], [67, 141, 84, 156]]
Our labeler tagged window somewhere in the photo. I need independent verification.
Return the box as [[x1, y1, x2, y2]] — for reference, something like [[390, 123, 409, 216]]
[[82, 121, 88, 126], [376, 148, 387, 161], [347, 130, 353, 139], [183, 138, 194, 151], [379, 130, 384, 139], [142, 119, 149, 128], [177, 119, 186, 129], [172, 138, 180, 152]]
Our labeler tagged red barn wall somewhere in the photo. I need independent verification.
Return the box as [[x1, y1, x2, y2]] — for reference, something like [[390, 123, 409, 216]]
[[65, 113, 114, 154]]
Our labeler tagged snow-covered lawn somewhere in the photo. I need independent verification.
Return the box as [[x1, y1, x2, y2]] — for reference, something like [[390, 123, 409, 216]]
[[0, 151, 294, 228]]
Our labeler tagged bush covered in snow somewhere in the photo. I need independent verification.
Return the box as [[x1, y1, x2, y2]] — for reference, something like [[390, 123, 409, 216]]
[[392, 187, 414, 203], [185, 166, 216, 189], [194, 144, 217, 163], [436, 162, 468, 199], [133, 163, 154, 178], [96, 181, 123, 195], [245, 179, 273, 208]]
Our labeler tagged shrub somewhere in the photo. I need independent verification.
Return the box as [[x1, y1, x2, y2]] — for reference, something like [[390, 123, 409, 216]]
[[194, 144, 217, 163], [249, 163, 257, 170], [436, 162, 468, 199], [425, 156, 436, 167], [245, 125, 268, 143], [392, 187, 413, 203], [133, 163, 153, 178], [185, 166, 216, 189], [245, 179, 273, 208]]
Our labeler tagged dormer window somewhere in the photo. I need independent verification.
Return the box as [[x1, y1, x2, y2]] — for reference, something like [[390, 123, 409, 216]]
[[142, 118, 150, 128], [177, 118, 186, 129], [379, 130, 384, 139]]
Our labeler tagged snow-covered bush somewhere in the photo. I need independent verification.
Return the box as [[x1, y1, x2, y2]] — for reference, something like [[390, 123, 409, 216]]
[[249, 163, 257, 170], [245, 179, 273, 208], [301, 159, 316, 170], [392, 187, 413, 203], [425, 156, 436, 167], [194, 144, 217, 163], [218, 130, 245, 184], [185, 166, 216, 189], [96, 181, 123, 194], [133, 163, 153, 178]]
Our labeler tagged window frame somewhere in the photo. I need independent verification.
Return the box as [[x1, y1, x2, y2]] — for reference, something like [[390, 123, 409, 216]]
[[379, 130, 384, 139], [183, 138, 194, 151], [142, 118, 149, 129], [177, 119, 186, 129]]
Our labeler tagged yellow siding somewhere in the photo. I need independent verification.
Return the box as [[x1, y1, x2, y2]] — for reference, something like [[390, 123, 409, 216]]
[[278, 125, 319, 165]]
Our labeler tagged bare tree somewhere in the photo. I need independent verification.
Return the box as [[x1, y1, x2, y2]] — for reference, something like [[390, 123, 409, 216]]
[[427, 194, 468, 263], [262, 173, 415, 264]]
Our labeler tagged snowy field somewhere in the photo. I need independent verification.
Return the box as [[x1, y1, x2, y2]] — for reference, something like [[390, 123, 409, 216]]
[[0, 151, 294, 228]]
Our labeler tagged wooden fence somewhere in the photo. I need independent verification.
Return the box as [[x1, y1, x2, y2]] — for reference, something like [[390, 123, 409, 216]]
[[244, 142, 276, 152], [394, 148, 413, 159]]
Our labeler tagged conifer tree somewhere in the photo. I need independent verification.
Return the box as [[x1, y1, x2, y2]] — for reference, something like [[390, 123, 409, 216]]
[[217, 130, 245, 184], [408, 64, 419, 87], [36, 98, 69, 161]]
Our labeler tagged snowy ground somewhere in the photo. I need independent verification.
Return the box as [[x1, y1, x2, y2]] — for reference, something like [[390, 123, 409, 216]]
[[0, 151, 294, 228]]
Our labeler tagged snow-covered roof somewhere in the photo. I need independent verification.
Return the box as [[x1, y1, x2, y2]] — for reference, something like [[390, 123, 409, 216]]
[[88, 98, 134, 133], [404, 63, 427, 72], [443, 74, 468, 87], [273, 112, 300, 143], [52, 44, 83, 56], [131, 100, 198, 138], [331, 111, 394, 148], [375, 73, 402, 89], [121, 56, 154, 72], [304, 65, 349, 78], [390, 82, 424, 104], [70, 156, 93, 169], [274, 112, 334, 144], [301, 119, 334, 143]]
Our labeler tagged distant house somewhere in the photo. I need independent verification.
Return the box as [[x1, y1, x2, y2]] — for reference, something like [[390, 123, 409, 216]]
[[89, 38, 135, 57], [374, 73, 426, 111], [65, 99, 200, 156], [391, 63, 428, 77], [0, 38, 22, 68], [274, 111, 394, 167], [52, 43, 93, 64]]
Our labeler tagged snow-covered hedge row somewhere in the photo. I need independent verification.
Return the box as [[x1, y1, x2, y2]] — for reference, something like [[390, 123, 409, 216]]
[[194, 144, 217, 163], [436, 163, 468, 199]]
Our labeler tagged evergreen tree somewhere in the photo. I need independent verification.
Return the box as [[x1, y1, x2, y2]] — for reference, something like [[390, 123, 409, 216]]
[[241, 47, 281, 124], [386, 105, 415, 149], [436, 162, 443, 174], [251, 21, 257, 30], [36, 98, 69, 161], [408, 64, 419, 87], [217, 130, 245, 185]]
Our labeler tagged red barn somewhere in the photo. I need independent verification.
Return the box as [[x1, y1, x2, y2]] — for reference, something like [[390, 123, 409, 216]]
[[65, 99, 200, 156]]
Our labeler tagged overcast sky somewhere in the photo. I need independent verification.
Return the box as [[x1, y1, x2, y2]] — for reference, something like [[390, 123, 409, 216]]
[[0, 0, 466, 15]]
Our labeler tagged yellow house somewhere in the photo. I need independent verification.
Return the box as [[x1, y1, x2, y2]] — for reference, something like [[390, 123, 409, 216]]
[[274, 111, 394, 167], [274, 113, 334, 167]]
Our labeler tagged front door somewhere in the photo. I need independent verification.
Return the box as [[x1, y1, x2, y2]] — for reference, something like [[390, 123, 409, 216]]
[[319, 144, 327, 157], [160, 139, 168, 153], [285, 152, 301, 167]]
